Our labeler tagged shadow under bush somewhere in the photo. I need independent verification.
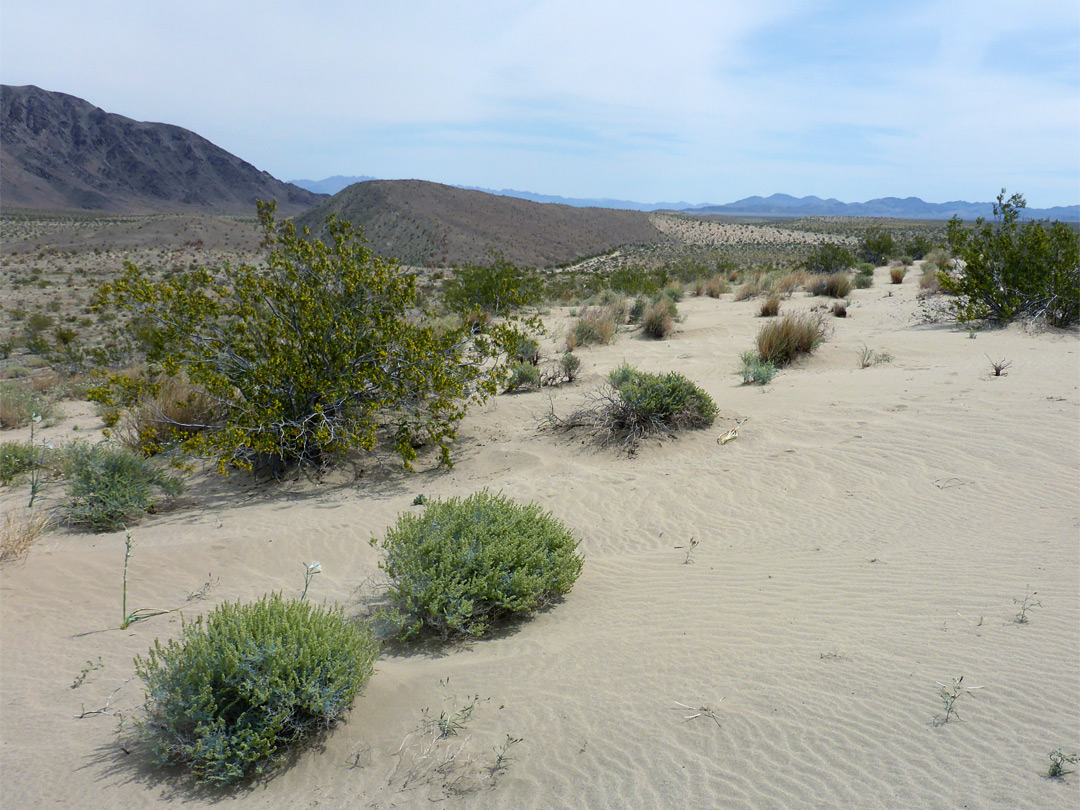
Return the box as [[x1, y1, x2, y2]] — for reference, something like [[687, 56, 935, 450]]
[[136, 593, 377, 787], [373, 490, 583, 640]]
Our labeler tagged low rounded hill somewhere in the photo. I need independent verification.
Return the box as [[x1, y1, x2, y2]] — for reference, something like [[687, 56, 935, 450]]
[[293, 179, 669, 267]]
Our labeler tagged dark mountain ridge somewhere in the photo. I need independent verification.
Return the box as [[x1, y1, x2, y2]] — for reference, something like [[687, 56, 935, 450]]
[[1, 85, 323, 214]]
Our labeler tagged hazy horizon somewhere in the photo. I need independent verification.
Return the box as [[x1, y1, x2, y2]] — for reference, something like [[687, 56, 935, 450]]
[[3, 1, 1077, 208]]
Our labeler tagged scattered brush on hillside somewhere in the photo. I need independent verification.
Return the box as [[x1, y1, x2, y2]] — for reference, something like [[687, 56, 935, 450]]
[[755, 312, 828, 367], [542, 364, 717, 454]]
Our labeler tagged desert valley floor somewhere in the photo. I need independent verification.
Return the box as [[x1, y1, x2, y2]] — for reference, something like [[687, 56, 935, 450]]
[[1, 268, 1078, 809]]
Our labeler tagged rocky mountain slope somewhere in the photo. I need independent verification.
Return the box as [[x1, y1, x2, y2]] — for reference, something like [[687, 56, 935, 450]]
[[1, 85, 322, 214]]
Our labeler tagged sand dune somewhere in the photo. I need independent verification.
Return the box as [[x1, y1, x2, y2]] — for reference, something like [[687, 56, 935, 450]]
[[1, 267, 1077, 809]]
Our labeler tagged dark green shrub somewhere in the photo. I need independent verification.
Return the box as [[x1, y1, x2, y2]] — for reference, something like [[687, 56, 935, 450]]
[[942, 191, 1079, 326], [905, 235, 934, 259], [803, 243, 854, 275], [606, 364, 716, 436], [442, 253, 541, 317], [607, 265, 664, 296], [61, 441, 183, 531], [756, 313, 827, 367], [136, 593, 377, 786], [858, 228, 897, 265], [374, 490, 583, 639], [854, 269, 874, 289], [642, 298, 677, 339], [809, 273, 853, 298]]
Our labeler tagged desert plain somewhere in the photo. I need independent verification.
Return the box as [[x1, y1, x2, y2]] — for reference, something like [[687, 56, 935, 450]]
[[1, 221, 1078, 810]]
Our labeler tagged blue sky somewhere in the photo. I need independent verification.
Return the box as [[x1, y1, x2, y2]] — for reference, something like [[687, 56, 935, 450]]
[[3, 0, 1078, 206]]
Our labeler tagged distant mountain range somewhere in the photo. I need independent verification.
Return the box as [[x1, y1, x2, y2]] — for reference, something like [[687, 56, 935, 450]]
[[1, 85, 323, 214], [292, 178, 1078, 221]]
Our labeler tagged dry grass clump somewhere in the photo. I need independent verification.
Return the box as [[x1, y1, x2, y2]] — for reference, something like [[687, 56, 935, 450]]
[[566, 305, 619, 349], [831, 302, 847, 318], [919, 265, 942, 295], [642, 298, 677, 339], [809, 273, 853, 299], [769, 271, 807, 298], [0, 381, 59, 429], [758, 295, 781, 317], [756, 312, 827, 366], [1, 508, 51, 563], [704, 275, 729, 298], [889, 266, 908, 284], [113, 377, 219, 455]]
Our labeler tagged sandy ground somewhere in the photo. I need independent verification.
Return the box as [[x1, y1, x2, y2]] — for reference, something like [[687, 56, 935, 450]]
[[1, 267, 1078, 809]]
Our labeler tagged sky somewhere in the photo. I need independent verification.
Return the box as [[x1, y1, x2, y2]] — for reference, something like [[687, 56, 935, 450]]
[[3, 0, 1078, 207]]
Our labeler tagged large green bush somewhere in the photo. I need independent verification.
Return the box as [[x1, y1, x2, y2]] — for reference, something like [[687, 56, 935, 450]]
[[942, 191, 1079, 326], [607, 365, 717, 430], [441, 252, 542, 318], [61, 441, 182, 531], [374, 490, 583, 640], [803, 243, 855, 275], [136, 593, 377, 787], [91, 203, 514, 476], [858, 228, 897, 265]]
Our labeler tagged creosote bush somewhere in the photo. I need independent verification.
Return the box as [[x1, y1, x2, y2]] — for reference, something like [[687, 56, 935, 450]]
[[61, 441, 183, 532], [92, 202, 515, 476], [755, 313, 827, 367], [374, 490, 583, 640], [136, 593, 377, 787], [803, 243, 855, 275]]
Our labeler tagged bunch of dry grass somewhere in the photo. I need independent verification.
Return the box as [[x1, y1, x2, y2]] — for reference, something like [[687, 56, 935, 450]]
[[809, 273, 853, 298], [704, 275, 729, 298], [889, 266, 908, 284], [769, 271, 807, 298], [832, 302, 847, 318], [566, 305, 618, 350], [918, 266, 942, 295], [756, 312, 827, 366], [642, 298, 676, 339], [113, 377, 218, 455], [1, 508, 51, 564], [758, 295, 781, 317]]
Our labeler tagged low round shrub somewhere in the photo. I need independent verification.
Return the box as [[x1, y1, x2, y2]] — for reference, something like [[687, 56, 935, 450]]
[[504, 361, 541, 393], [0, 440, 42, 485], [136, 593, 377, 786], [809, 273, 853, 298], [608, 364, 717, 430], [374, 490, 583, 639], [740, 351, 777, 385], [61, 441, 183, 532]]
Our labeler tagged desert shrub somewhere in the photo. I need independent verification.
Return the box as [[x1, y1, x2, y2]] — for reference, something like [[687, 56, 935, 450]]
[[889, 266, 908, 284], [374, 490, 583, 640], [740, 351, 777, 385], [858, 228, 897, 265], [136, 593, 377, 786], [898, 255, 914, 266], [505, 333, 541, 366], [60, 441, 183, 532], [854, 266, 874, 288], [0, 440, 43, 485], [558, 351, 581, 382], [92, 203, 514, 475], [544, 365, 716, 452], [642, 298, 676, 339], [832, 302, 848, 318], [758, 295, 781, 317], [627, 296, 649, 323], [923, 247, 953, 271], [441, 252, 541, 318], [607, 265, 664, 296], [569, 305, 618, 348], [660, 284, 684, 303], [905, 235, 934, 259], [756, 312, 827, 366], [919, 266, 942, 295], [504, 362, 541, 393], [769, 271, 806, 297], [942, 191, 1079, 326], [809, 273, 853, 298], [704, 275, 728, 298], [0, 508, 51, 563], [0, 382, 58, 430], [803, 243, 855, 274]]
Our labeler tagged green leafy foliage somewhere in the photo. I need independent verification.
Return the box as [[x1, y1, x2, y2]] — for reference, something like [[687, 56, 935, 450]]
[[0, 440, 43, 485], [740, 351, 777, 385], [858, 228, 897, 265], [135, 593, 377, 786], [803, 243, 855, 275], [92, 203, 512, 475], [441, 252, 542, 318], [941, 191, 1079, 326], [504, 362, 541, 393], [61, 441, 183, 532], [374, 490, 583, 640], [606, 364, 717, 434]]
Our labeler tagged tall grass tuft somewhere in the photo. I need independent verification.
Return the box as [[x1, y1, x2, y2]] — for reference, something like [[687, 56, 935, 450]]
[[756, 312, 827, 367]]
